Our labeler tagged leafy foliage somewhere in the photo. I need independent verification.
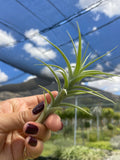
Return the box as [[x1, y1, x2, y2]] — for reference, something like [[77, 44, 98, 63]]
[[36, 23, 116, 123], [77, 107, 91, 119], [102, 108, 114, 119], [87, 141, 112, 151], [54, 146, 106, 160], [113, 112, 120, 120], [107, 123, 114, 130]]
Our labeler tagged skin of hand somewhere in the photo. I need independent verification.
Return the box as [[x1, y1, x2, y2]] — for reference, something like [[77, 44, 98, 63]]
[[0, 91, 63, 160]]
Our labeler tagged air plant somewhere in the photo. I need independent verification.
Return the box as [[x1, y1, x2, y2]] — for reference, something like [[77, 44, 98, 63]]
[[36, 23, 116, 123]]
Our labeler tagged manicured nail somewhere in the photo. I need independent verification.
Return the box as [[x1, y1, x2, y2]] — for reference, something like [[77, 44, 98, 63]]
[[28, 137, 37, 147], [32, 101, 44, 114], [25, 123, 38, 134]]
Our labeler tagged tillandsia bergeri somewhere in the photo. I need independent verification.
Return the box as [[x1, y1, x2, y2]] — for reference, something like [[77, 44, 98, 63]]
[[36, 23, 116, 123]]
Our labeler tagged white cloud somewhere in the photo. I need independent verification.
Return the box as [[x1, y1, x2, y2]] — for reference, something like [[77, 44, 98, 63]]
[[74, 41, 79, 51], [94, 63, 103, 71], [24, 43, 56, 61], [76, 0, 120, 18], [105, 61, 111, 67], [0, 29, 16, 47], [41, 66, 52, 77], [114, 64, 120, 73], [86, 76, 120, 94], [41, 63, 77, 78], [65, 63, 76, 73], [24, 75, 37, 82], [92, 26, 99, 35], [40, 66, 62, 78], [25, 29, 48, 46], [93, 14, 100, 21], [106, 51, 112, 57], [14, 68, 19, 72], [24, 29, 56, 61], [0, 70, 8, 83], [90, 53, 96, 59], [92, 26, 97, 31]]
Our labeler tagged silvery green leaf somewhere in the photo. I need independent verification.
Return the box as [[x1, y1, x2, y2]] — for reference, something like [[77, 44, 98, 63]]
[[40, 36, 73, 78], [49, 64, 69, 89], [81, 44, 89, 64], [73, 22, 82, 76], [80, 46, 117, 72], [67, 31, 77, 58], [67, 89, 115, 104], [58, 103, 92, 116], [37, 59, 61, 92], [38, 85, 54, 105]]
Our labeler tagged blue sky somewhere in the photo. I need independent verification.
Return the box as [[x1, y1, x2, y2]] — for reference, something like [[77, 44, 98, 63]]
[[0, 0, 120, 95]]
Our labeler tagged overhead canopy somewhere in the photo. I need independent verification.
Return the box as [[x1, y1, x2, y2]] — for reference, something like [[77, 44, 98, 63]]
[[0, 0, 120, 85]]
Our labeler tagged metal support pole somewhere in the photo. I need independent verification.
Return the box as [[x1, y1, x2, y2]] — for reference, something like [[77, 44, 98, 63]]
[[74, 96, 78, 145], [97, 114, 100, 141]]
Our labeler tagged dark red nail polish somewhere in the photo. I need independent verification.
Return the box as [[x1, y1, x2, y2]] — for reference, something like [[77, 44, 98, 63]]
[[25, 124, 38, 134], [28, 137, 37, 147], [32, 101, 44, 114]]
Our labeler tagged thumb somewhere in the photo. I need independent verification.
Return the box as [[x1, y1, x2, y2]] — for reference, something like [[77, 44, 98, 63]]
[[0, 102, 44, 133]]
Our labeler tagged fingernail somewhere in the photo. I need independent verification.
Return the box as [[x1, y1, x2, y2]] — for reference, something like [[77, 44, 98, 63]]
[[32, 101, 44, 114], [28, 137, 37, 147], [25, 124, 38, 134], [59, 122, 63, 131]]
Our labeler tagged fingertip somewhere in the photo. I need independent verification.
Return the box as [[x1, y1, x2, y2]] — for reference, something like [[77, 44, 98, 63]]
[[51, 91, 58, 97], [28, 136, 38, 147], [44, 114, 63, 132], [23, 122, 39, 135], [46, 91, 58, 104], [23, 121, 51, 142], [24, 136, 44, 159]]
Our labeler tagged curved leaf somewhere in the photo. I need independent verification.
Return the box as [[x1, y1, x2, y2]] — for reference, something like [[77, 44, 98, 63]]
[[45, 64, 69, 88], [58, 103, 92, 116], [67, 31, 77, 57], [81, 52, 91, 68], [70, 70, 116, 86], [67, 89, 115, 104], [73, 22, 82, 76], [40, 107, 62, 123], [40, 36, 73, 77], [37, 59, 61, 92], [81, 44, 89, 64], [80, 46, 117, 72], [49, 64, 69, 88], [38, 85, 54, 105], [57, 70, 69, 89]]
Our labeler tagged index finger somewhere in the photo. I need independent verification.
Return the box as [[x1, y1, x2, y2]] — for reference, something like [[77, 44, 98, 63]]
[[22, 91, 58, 107]]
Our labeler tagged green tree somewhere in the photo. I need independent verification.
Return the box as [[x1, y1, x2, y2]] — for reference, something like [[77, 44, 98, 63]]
[[102, 108, 114, 125], [113, 112, 120, 126]]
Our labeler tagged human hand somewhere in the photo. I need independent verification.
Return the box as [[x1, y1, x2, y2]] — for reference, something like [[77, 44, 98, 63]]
[[0, 91, 63, 160]]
